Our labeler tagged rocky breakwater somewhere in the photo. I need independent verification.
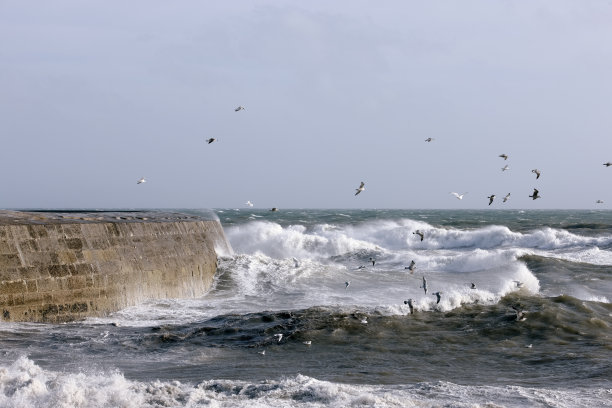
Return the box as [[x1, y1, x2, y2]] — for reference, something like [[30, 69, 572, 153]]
[[0, 210, 231, 323]]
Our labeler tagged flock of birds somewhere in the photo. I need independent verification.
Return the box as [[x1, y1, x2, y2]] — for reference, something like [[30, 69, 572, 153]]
[[135, 108, 611, 209]]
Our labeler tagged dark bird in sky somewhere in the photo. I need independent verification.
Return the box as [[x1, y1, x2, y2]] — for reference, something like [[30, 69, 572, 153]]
[[604, 162, 612, 167], [424, 137, 434, 142], [235, 106, 245, 112], [499, 154, 508, 160], [531, 169, 541, 179], [206, 138, 216, 144], [405, 260, 416, 273], [355, 181, 365, 196], [488, 195, 495, 205], [529, 188, 540, 200], [433, 291, 442, 304]]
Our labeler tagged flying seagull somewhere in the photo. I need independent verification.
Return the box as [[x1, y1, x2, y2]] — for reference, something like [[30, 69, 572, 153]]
[[450, 192, 468, 200], [137, 177, 146, 184], [293, 257, 299, 268], [604, 162, 612, 167], [488, 195, 495, 205], [235, 106, 245, 112], [499, 154, 508, 160], [413, 230, 424, 241], [369, 257, 376, 266], [531, 169, 541, 179], [513, 280, 524, 288], [511, 305, 527, 321], [433, 292, 442, 304], [405, 260, 416, 273], [596, 200, 604, 204], [501, 165, 510, 172], [345, 281, 350, 289], [424, 137, 434, 142], [529, 188, 540, 200], [355, 181, 365, 196], [503, 193, 511, 203], [274, 333, 283, 342], [246, 200, 254, 207], [206, 138, 216, 144], [470, 282, 476, 289], [420, 276, 428, 294], [404, 298, 414, 314]]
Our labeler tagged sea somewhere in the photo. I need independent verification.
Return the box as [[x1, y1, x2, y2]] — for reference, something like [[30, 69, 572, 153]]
[[0, 209, 610, 408]]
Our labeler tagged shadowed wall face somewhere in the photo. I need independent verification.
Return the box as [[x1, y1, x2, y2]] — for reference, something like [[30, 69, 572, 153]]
[[0, 211, 230, 323]]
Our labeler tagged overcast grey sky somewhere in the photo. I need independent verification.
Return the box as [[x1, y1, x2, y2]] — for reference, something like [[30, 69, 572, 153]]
[[1, 1, 612, 209]]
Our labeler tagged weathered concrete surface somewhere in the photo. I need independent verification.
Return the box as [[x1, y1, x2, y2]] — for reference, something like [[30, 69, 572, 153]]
[[0, 210, 231, 323]]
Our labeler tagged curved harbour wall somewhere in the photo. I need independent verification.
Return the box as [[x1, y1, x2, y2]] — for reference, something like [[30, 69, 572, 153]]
[[0, 210, 231, 323]]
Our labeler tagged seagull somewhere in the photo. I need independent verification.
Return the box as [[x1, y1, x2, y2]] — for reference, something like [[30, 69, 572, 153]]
[[470, 282, 476, 289], [525, 344, 533, 348], [405, 260, 416, 273], [270, 208, 279, 212], [137, 177, 146, 184], [450, 192, 468, 200], [235, 106, 245, 112], [488, 195, 495, 205], [246, 200, 254, 207], [529, 188, 540, 200], [433, 292, 442, 304], [258, 350, 266, 355], [360, 317, 368, 324], [420, 276, 428, 294], [293, 257, 299, 268], [303, 341, 312, 345], [603, 162, 612, 167], [499, 154, 508, 160], [503, 193, 511, 203], [345, 281, 350, 289], [501, 165, 510, 171], [596, 200, 604, 204], [424, 137, 434, 142], [404, 298, 414, 314], [355, 181, 365, 196], [531, 169, 541, 179], [206, 138, 216, 144], [511, 305, 527, 321], [356, 265, 366, 270], [369, 257, 376, 266], [513, 280, 524, 288], [274, 333, 283, 342], [413, 230, 424, 241]]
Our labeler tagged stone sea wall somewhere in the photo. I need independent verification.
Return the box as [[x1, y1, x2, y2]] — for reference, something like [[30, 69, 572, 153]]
[[0, 210, 231, 323]]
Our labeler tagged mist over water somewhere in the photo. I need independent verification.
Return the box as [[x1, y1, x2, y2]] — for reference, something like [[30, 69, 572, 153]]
[[0, 209, 610, 407]]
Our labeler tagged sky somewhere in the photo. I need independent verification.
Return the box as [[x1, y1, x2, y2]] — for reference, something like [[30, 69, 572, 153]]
[[1, 0, 612, 209]]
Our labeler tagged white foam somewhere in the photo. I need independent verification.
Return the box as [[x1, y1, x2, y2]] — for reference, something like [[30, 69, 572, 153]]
[[0, 359, 606, 408]]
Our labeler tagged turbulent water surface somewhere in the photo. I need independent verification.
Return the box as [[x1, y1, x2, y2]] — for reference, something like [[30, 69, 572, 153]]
[[0, 209, 611, 407]]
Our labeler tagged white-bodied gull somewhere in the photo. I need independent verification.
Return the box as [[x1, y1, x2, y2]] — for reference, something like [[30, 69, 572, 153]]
[[420, 276, 427, 294], [355, 181, 365, 196], [450, 192, 468, 200], [531, 169, 541, 179], [503, 193, 511, 203], [137, 177, 146, 184]]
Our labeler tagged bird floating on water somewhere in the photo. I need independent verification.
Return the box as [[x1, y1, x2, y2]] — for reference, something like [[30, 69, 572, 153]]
[[499, 154, 508, 160], [421, 276, 428, 294], [404, 298, 414, 314], [413, 230, 424, 241], [206, 138, 216, 144], [450, 192, 468, 200], [487, 195, 495, 205], [355, 181, 365, 196], [531, 169, 541, 179], [503, 193, 511, 203], [235, 106, 245, 112], [433, 292, 442, 304], [137, 177, 146, 184], [501, 165, 509, 172], [405, 260, 416, 273], [529, 188, 540, 200]]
